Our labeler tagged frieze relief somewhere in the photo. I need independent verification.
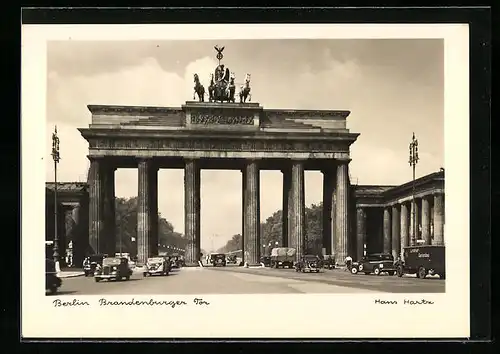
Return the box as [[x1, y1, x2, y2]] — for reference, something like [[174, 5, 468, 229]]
[[89, 138, 347, 152], [190, 114, 254, 125]]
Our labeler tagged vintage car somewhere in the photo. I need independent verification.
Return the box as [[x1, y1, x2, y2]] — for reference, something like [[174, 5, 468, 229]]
[[398, 245, 445, 279], [260, 256, 272, 267], [143, 256, 171, 277], [211, 253, 227, 267], [170, 254, 185, 268], [227, 255, 238, 264], [94, 257, 133, 282], [351, 253, 397, 276], [83, 254, 107, 277], [295, 255, 322, 273], [322, 255, 336, 269], [45, 258, 62, 295]]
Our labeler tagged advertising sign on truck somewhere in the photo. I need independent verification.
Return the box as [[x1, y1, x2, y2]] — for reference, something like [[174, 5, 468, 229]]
[[270, 247, 296, 268]]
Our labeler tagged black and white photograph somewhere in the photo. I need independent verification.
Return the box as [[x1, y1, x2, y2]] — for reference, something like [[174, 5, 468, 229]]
[[22, 23, 469, 338]]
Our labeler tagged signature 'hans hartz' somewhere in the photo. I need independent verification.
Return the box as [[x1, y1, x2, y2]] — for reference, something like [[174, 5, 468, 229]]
[[374, 299, 435, 305]]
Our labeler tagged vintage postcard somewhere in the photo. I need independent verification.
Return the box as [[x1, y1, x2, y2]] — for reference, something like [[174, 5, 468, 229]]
[[21, 23, 469, 339]]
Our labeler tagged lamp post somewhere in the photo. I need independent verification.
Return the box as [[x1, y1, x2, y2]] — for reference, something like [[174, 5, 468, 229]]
[[408, 132, 419, 246], [51, 126, 61, 272]]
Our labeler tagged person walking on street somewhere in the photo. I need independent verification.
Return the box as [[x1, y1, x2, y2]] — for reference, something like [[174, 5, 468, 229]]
[[345, 255, 353, 272]]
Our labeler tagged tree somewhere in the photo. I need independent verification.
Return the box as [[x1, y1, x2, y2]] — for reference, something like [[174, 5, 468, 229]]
[[217, 202, 325, 256], [115, 197, 187, 256]]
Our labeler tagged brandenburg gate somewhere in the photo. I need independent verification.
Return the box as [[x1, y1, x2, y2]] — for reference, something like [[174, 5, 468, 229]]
[[78, 49, 360, 266]]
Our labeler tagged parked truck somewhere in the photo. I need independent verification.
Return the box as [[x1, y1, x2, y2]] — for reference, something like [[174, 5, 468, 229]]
[[270, 247, 296, 269], [397, 245, 445, 279]]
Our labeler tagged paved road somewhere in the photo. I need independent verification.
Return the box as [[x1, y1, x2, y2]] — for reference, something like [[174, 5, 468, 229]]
[[51, 264, 444, 295], [210, 265, 445, 293]]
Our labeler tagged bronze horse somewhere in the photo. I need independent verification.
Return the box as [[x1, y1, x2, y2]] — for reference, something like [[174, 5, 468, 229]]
[[239, 73, 251, 103], [193, 73, 205, 102]]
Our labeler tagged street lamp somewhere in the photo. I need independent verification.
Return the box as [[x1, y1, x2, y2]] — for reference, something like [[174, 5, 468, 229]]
[[409, 132, 419, 246], [51, 126, 61, 271]]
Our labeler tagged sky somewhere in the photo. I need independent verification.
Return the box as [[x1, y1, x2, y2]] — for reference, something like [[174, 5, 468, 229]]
[[45, 39, 444, 252]]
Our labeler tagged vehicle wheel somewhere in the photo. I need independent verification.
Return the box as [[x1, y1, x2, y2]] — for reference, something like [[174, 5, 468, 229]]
[[95, 278, 100, 282], [388, 271, 395, 276], [351, 267, 358, 274], [397, 265, 404, 277], [125, 276, 130, 281], [143, 273, 147, 277], [417, 267, 427, 279], [374, 268, 381, 276]]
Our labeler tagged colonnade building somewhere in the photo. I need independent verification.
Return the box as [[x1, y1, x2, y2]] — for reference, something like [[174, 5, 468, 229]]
[[45, 101, 445, 267]]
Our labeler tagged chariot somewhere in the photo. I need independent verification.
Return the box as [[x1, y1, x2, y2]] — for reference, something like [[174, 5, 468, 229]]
[[193, 45, 252, 104]]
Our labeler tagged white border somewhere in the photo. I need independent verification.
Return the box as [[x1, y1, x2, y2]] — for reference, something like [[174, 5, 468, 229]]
[[21, 24, 470, 338]]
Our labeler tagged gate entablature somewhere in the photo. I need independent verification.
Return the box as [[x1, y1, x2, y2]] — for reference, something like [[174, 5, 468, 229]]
[[182, 101, 262, 129], [80, 102, 359, 162]]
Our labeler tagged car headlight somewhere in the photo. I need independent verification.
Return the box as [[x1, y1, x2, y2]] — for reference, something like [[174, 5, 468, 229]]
[[379, 264, 384, 268], [112, 266, 117, 271]]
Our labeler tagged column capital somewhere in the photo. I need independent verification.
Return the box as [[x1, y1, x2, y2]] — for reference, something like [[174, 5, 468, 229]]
[[335, 158, 352, 165], [137, 157, 152, 164], [86, 155, 105, 162]]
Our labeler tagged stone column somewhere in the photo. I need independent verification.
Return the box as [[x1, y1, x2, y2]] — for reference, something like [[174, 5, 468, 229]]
[[102, 166, 116, 256], [281, 166, 291, 247], [356, 207, 366, 261], [409, 200, 416, 246], [433, 193, 445, 245], [62, 205, 77, 266], [149, 166, 159, 257], [73, 194, 89, 267], [400, 203, 409, 259], [241, 168, 246, 253], [288, 160, 305, 261], [243, 160, 260, 265], [383, 207, 392, 254], [137, 159, 152, 265], [335, 161, 350, 265], [88, 158, 104, 255], [416, 199, 421, 241], [421, 197, 431, 245], [322, 167, 335, 255], [391, 205, 400, 260], [185, 159, 201, 266]]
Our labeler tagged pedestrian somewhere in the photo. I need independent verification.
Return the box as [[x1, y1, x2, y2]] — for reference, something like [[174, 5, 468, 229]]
[[345, 255, 353, 272]]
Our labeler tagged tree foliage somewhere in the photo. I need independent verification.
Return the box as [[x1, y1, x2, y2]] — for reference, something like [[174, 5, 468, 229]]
[[217, 203, 325, 255], [115, 197, 187, 255]]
